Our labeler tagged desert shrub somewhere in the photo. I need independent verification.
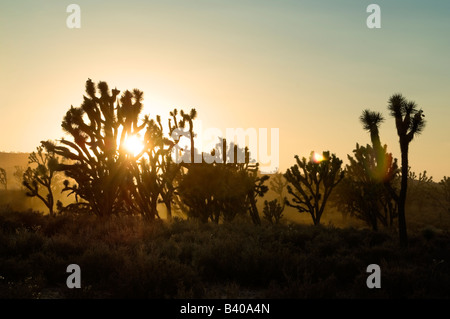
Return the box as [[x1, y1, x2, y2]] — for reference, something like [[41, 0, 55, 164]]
[[28, 251, 68, 285], [364, 230, 392, 247], [78, 243, 125, 287], [382, 266, 417, 298], [277, 224, 315, 250], [177, 241, 198, 265], [191, 226, 294, 287], [153, 238, 181, 260], [0, 257, 33, 280], [332, 255, 365, 286], [65, 284, 97, 299], [0, 208, 44, 233], [45, 234, 85, 258], [267, 275, 340, 299], [0, 275, 43, 299], [41, 214, 74, 237], [109, 252, 202, 298], [351, 271, 388, 299], [9, 228, 45, 257], [356, 246, 395, 265], [304, 228, 343, 258]]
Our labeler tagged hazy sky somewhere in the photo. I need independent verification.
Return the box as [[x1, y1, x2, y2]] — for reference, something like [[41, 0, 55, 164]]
[[1, 1, 449, 179]]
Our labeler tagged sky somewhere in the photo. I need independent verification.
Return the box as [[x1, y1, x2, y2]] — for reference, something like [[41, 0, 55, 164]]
[[1, 0, 449, 179]]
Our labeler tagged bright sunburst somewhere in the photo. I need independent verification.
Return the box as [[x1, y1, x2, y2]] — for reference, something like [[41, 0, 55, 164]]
[[124, 135, 144, 156], [312, 152, 324, 163]]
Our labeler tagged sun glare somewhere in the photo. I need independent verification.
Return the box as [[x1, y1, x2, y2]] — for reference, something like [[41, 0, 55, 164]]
[[312, 152, 324, 163], [124, 135, 144, 156]]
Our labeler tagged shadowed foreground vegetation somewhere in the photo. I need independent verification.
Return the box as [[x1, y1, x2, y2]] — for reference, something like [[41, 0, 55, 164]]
[[1, 208, 449, 299]]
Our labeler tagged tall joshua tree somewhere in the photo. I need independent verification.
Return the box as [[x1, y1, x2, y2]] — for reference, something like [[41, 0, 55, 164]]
[[359, 109, 398, 182], [388, 94, 425, 246], [360, 109, 384, 158], [334, 109, 399, 231], [44, 79, 145, 217]]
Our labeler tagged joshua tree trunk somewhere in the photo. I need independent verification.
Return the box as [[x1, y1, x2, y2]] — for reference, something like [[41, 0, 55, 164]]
[[248, 192, 261, 225], [165, 200, 172, 221], [47, 185, 54, 216], [311, 213, 319, 226], [398, 141, 409, 247]]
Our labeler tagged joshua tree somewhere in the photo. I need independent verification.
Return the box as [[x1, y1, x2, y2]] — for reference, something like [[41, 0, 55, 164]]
[[42, 79, 202, 219], [159, 155, 182, 220], [388, 94, 426, 246], [360, 110, 389, 179], [13, 166, 26, 189], [178, 161, 249, 223], [360, 109, 384, 152], [130, 113, 189, 221], [284, 151, 344, 226], [263, 199, 284, 224], [43, 79, 138, 217], [269, 171, 288, 203], [179, 108, 197, 164], [220, 139, 269, 225], [0, 168, 6, 190], [336, 143, 399, 230], [178, 139, 268, 224], [247, 168, 269, 225], [22, 143, 60, 215], [334, 109, 399, 230]]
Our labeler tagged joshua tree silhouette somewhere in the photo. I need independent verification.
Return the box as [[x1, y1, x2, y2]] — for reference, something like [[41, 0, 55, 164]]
[[44, 79, 137, 216], [284, 151, 344, 226], [130, 111, 191, 220], [269, 171, 288, 204], [0, 167, 7, 190], [22, 144, 60, 215], [334, 108, 399, 231], [263, 199, 284, 224], [180, 109, 197, 164], [360, 109, 384, 153], [44, 79, 194, 219], [178, 139, 268, 224], [388, 94, 426, 246], [337, 142, 398, 230]]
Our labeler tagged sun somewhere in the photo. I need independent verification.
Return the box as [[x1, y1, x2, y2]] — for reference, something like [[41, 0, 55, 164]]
[[124, 134, 144, 156], [312, 151, 324, 163]]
